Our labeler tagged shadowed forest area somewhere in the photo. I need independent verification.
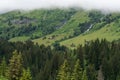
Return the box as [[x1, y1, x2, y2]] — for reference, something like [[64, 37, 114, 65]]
[[0, 39, 120, 80]]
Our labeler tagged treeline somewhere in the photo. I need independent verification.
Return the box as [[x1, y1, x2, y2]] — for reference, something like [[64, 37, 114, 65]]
[[0, 39, 120, 80]]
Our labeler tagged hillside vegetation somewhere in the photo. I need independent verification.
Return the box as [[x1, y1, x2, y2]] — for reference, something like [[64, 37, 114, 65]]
[[33, 10, 120, 47], [0, 9, 76, 40], [0, 9, 119, 47]]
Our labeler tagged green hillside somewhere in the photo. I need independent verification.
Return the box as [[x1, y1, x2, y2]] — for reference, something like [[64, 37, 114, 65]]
[[60, 12, 120, 48], [0, 9, 76, 40], [0, 9, 120, 47], [33, 10, 120, 47], [61, 23, 120, 48], [33, 10, 90, 45]]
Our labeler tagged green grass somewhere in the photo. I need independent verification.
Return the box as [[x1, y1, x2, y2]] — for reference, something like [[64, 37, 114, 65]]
[[60, 22, 120, 48], [33, 11, 90, 46], [9, 36, 30, 42], [54, 11, 90, 34], [33, 33, 69, 46]]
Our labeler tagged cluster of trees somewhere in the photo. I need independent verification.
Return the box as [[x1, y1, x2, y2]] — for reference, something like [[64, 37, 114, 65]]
[[74, 22, 91, 36], [0, 50, 32, 80], [56, 59, 88, 80], [0, 39, 120, 80]]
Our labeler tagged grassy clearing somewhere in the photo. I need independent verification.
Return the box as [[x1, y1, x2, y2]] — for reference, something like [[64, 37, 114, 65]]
[[33, 21, 120, 48], [9, 36, 30, 42], [33, 33, 70, 46], [60, 22, 120, 48]]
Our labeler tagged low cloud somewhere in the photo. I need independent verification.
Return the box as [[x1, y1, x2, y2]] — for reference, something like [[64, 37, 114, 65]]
[[0, 0, 120, 13]]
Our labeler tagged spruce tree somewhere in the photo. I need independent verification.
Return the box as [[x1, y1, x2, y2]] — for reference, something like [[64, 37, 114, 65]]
[[7, 50, 23, 80], [71, 59, 83, 80], [86, 64, 97, 80], [56, 59, 71, 80], [0, 57, 7, 77], [20, 68, 32, 80], [82, 70, 88, 80]]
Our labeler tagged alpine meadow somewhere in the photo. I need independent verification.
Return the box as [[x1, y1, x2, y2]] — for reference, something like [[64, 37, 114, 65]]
[[0, 0, 120, 80]]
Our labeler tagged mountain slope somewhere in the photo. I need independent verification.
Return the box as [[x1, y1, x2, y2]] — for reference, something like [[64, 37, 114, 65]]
[[0, 9, 120, 47], [61, 22, 120, 47], [33, 10, 120, 47], [0, 9, 76, 40], [33, 10, 90, 45]]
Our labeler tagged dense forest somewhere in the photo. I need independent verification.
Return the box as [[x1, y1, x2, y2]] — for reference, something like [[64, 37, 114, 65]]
[[0, 39, 120, 80]]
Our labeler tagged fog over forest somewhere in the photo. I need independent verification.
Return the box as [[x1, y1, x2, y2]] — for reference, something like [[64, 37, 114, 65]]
[[0, 0, 120, 13]]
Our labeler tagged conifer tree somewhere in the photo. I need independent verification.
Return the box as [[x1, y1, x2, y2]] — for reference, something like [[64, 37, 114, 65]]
[[71, 59, 83, 80], [7, 50, 23, 80], [76, 45, 84, 68], [82, 70, 88, 80], [20, 68, 32, 80], [0, 57, 7, 77], [56, 59, 71, 80], [86, 64, 97, 80]]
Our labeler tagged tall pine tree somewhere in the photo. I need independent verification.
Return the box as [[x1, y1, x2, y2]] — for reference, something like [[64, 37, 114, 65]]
[[71, 59, 83, 80], [0, 57, 7, 77], [56, 59, 71, 80], [7, 50, 23, 80], [20, 68, 32, 80], [82, 70, 88, 80]]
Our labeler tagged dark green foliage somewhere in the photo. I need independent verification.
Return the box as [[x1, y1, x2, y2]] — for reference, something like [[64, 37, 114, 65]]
[[102, 44, 120, 80], [86, 64, 97, 80], [88, 10, 103, 23], [0, 39, 119, 80], [76, 45, 84, 68], [0, 57, 7, 77]]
